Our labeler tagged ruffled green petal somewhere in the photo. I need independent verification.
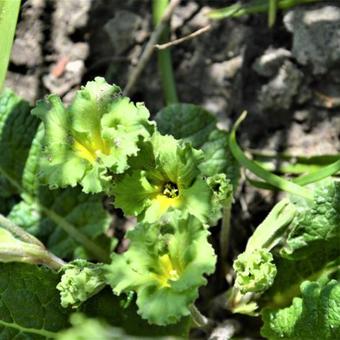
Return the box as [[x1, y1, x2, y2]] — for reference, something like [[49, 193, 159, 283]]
[[32, 77, 153, 193], [32, 95, 70, 151], [105, 212, 216, 325], [40, 146, 87, 189], [151, 133, 203, 187], [112, 133, 215, 223], [69, 77, 120, 136], [137, 285, 196, 325], [180, 178, 213, 225], [99, 97, 154, 173], [112, 170, 159, 216], [80, 164, 108, 194]]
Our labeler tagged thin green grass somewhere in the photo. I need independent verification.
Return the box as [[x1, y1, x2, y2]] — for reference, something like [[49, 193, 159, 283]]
[[229, 112, 313, 200], [152, 0, 178, 104], [0, 0, 21, 93], [209, 0, 321, 26]]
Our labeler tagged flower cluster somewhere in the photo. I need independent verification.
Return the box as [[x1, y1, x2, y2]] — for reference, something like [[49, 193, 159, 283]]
[[34, 78, 232, 325]]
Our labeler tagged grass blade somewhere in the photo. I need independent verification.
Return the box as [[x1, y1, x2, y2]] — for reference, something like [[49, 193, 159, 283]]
[[229, 112, 313, 200], [0, 0, 21, 92]]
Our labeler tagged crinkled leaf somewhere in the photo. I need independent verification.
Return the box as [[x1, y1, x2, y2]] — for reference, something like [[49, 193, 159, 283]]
[[155, 103, 217, 146], [81, 288, 191, 338], [8, 200, 41, 236], [199, 129, 240, 188], [105, 212, 216, 325], [261, 247, 340, 310], [156, 103, 239, 188], [0, 89, 39, 206], [281, 180, 340, 259], [44, 189, 111, 259], [8, 187, 112, 260], [261, 280, 340, 340], [32, 77, 153, 194], [21, 125, 45, 196], [113, 133, 215, 224], [0, 263, 69, 339]]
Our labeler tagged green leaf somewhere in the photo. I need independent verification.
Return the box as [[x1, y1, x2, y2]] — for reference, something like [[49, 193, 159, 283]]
[[281, 180, 340, 259], [261, 247, 340, 309], [156, 103, 240, 188], [32, 77, 153, 194], [8, 200, 41, 236], [0, 89, 39, 199], [81, 288, 191, 338], [57, 314, 126, 340], [112, 132, 216, 224], [155, 103, 216, 146], [246, 199, 296, 253], [105, 212, 216, 325], [9, 187, 112, 260], [261, 280, 340, 340], [0, 263, 69, 339]]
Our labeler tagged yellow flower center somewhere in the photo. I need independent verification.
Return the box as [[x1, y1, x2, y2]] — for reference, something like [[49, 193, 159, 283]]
[[153, 182, 182, 215], [154, 254, 180, 288], [73, 133, 110, 164]]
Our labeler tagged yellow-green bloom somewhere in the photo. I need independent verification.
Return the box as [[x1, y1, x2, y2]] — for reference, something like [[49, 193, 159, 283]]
[[112, 133, 224, 224], [105, 212, 216, 325], [32, 77, 153, 193]]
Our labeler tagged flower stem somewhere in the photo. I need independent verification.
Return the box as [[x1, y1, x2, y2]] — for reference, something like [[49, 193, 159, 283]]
[[220, 204, 231, 262], [189, 304, 211, 329], [0, 213, 44, 247]]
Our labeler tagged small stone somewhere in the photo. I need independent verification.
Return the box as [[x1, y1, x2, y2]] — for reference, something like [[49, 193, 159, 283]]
[[65, 60, 84, 74], [284, 5, 340, 74], [172, 1, 199, 31], [259, 61, 303, 111], [294, 110, 309, 123], [211, 56, 243, 81], [253, 47, 292, 77], [209, 320, 240, 340], [5, 72, 38, 104], [104, 10, 142, 55]]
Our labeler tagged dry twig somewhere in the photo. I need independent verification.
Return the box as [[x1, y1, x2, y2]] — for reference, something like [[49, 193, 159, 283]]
[[123, 0, 181, 96], [155, 24, 212, 50]]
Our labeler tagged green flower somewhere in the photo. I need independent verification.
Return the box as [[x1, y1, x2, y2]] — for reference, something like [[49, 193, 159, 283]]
[[233, 248, 277, 294], [32, 77, 153, 193], [112, 133, 215, 223], [105, 212, 216, 325], [57, 260, 105, 308]]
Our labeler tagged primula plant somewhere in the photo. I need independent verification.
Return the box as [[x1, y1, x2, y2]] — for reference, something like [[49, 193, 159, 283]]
[[0, 1, 339, 338], [0, 74, 338, 338], [0, 77, 235, 338]]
